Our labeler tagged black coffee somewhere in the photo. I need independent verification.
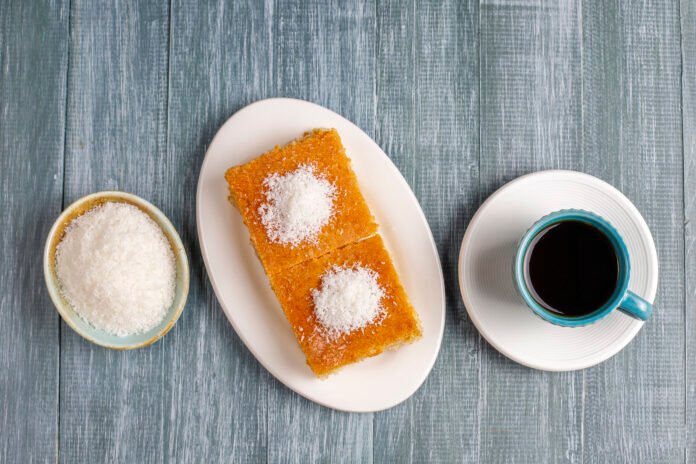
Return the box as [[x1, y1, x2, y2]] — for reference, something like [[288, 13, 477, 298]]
[[524, 220, 619, 317]]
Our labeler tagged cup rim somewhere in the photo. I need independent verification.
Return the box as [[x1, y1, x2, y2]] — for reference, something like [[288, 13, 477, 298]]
[[514, 209, 631, 327]]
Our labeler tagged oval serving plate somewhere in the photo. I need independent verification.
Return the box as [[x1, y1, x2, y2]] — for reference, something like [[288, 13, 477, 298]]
[[197, 98, 445, 412]]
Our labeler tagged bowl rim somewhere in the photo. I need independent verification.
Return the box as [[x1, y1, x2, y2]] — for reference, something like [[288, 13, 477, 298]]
[[43, 190, 190, 350]]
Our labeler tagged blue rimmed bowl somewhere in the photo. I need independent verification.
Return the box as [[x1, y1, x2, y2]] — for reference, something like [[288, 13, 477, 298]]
[[43, 191, 190, 349]]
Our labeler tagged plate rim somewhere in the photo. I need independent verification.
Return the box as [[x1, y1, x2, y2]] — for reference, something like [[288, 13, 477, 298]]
[[196, 97, 446, 412], [458, 169, 659, 372]]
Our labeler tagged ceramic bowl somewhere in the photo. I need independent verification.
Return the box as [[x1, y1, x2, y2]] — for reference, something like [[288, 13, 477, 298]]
[[43, 191, 190, 349]]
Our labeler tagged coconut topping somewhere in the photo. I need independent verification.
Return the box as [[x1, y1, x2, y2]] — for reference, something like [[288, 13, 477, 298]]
[[311, 264, 385, 339], [55, 202, 176, 336], [258, 164, 336, 247]]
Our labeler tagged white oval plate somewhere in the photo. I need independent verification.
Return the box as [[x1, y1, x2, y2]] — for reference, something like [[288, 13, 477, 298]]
[[197, 98, 445, 412], [459, 170, 658, 371]]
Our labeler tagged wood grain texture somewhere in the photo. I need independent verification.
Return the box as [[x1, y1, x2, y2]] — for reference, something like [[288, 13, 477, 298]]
[[1, 0, 693, 462], [582, 0, 685, 461], [164, 0, 272, 461], [372, 3, 420, 459], [59, 1, 175, 462], [682, 0, 696, 460], [0, 0, 67, 462], [373, 0, 481, 462], [265, 1, 375, 462], [479, 1, 584, 462]]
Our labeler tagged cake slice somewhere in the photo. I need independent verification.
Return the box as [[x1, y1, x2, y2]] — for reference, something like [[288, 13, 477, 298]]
[[225, 129, 377, 276], [268, 234, 422, 377]]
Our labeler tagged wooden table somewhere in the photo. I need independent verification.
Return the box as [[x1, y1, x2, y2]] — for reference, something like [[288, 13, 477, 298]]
[[1, 0, 693, 462]]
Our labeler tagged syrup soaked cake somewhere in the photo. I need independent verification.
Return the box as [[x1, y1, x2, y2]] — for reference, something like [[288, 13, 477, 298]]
[[268, 234, 422, 377], [225, 129, 377, 275], [226, 128, 421, 377]]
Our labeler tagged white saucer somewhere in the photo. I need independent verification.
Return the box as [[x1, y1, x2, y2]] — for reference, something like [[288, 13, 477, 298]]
[[458, 170, 658, 371]]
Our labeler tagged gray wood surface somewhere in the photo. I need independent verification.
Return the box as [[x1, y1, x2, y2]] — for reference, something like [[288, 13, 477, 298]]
[[166, 1, 269, 462], [479, 1, 583, 462], [59, 1, 174, 462], [683, 0, 696, 462], [0, 0, 693, 462], [374, 1, 481, 462], [582, 2, 685, 462], [0, 0, 67, 461]]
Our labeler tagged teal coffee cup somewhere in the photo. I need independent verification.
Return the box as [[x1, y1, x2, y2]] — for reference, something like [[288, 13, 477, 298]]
[[513, 210, 653, 327]]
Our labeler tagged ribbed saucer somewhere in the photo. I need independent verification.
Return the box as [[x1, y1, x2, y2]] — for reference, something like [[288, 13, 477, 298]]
[[458, 170, 657, 371]]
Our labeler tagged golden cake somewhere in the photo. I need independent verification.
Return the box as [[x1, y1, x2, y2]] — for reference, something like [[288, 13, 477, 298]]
[[268, 234, 422, 377], [225, 129, 377, 276]]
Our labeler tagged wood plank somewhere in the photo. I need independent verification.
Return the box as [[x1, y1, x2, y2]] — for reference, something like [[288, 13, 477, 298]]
[[265, 1, 375, 462], [581, 0, 685, 459], [682, 0, 696, 460], [60, 0, 271, 461], [166, 0, 274, 461], [478, 1, 584, 462], [372, 2, 419, 459], [57, 1, 205, 461], [373, 0, 481, 462], [0, 0, 67, 461]]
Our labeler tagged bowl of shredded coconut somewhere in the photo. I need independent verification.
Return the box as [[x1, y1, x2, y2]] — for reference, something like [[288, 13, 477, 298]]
[[44, 191, 190, 349]]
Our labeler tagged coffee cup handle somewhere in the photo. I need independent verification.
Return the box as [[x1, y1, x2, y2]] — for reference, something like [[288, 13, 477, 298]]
[[617, 291, 653, 321]]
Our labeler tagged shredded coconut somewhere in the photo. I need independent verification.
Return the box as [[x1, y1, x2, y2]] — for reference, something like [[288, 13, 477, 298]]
[[55, 202, 176, 336], [311, 264, 385, 339], [258, 164, 336, 247]]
